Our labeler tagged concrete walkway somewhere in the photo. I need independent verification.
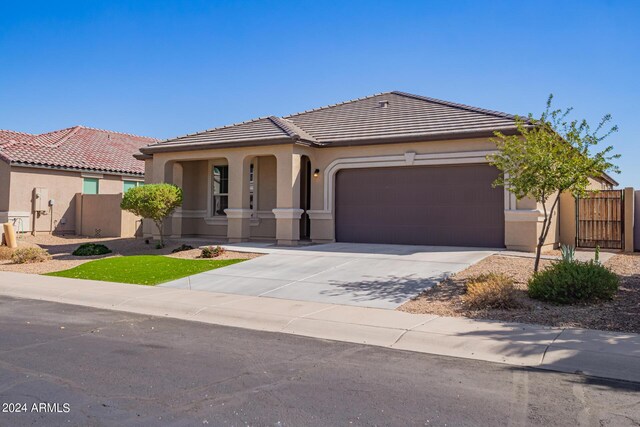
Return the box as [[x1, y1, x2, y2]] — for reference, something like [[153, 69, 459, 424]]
[[1, 271, 638, 383], [161, 242, 496, 309]]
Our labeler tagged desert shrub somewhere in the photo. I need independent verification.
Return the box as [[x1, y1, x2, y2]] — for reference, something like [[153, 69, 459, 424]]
[[201, 245, 225, 259], [463, 273, 519, 310], [172, 244, 194, 253], [528, 260, 619, 304], [72, 243, 112, 256], [0, 246, 14, 260], [11, 247, 52, 264]]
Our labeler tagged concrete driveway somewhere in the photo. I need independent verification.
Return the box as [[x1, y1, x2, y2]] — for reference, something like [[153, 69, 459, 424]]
[[160, 243, 497, 309]]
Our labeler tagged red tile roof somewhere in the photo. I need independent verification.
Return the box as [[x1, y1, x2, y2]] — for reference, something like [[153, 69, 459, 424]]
[[0, 126, 157, 175]]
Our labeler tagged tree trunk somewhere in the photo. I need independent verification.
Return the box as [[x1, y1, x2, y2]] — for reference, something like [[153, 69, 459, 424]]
[[534, 193, 562, 273], [155, 220, 164, 248]]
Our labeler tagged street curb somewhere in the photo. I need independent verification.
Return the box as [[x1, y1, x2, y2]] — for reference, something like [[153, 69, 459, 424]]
[[1, 271, 638, 383]]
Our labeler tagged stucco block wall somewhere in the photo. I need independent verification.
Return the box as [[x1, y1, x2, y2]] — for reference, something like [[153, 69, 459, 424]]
[[559, 192, 577, 246], [76, 193, 141, 237]]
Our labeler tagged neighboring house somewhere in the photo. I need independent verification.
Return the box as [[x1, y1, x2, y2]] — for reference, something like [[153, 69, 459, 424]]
[[0, 126, 156, 238], [137, 91, 617, 251]]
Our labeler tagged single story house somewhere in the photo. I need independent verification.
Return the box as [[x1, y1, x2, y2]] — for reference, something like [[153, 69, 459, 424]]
[[137, 91, 617, 251], [0, 125, 156, 238]]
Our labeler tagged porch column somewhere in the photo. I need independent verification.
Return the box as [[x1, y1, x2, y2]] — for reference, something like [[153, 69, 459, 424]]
[[273, 152, 303, 245], [168, 162, 183, 238], [225, 154, 252, 243]]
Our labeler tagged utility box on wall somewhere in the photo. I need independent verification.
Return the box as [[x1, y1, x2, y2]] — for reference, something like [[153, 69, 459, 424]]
[[33, 187, 49, 212]]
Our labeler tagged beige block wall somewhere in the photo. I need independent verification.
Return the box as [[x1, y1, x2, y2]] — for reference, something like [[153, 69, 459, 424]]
[[559, 192, 577, 246], [76, 193, 141, 237], [624, 187, 634, 252]]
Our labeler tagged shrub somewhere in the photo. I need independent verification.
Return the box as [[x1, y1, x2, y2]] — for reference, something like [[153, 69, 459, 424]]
[[0, 246, 14, 260], [72, 243, 112, 256], [528, 260, 619, 304], [120, 183, 183, 247], [201, 245, 225, 258], [172, 244, 194, 253], [462, 273, 520, 310], [11, 247, 52, 264]]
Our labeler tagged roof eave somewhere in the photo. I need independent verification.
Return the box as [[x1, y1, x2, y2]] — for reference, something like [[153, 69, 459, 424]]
[[10, 161, 144, 176], [140, 137, 300, 154]]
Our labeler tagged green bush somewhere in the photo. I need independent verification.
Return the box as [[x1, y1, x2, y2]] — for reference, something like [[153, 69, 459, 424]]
[[11, 247, 52, 264], [172, 244, 194, 253], [201, 245, 225, 258], [463, 273, 520, 310], [528, 260, 619, 304], [72, 243, 112, 256]]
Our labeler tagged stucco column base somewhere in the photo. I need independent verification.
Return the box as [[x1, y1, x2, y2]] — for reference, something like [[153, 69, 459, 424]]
[[504, 210, 555, 253], [307, 210, 334, 243], [225, 209, 252, 242], [273, 208, 304, 246]]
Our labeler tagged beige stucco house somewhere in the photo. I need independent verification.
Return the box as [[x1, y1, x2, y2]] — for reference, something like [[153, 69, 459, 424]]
[[0, 126, 156, 240], [137, 91, 617, 251]]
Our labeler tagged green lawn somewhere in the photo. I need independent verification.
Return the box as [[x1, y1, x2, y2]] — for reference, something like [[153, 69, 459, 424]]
[[45, 255, 245, 285]]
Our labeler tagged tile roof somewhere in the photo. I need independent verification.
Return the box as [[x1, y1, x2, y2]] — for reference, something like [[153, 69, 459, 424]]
[[142, 91, 520, 153], [0, 126, 156, 175]]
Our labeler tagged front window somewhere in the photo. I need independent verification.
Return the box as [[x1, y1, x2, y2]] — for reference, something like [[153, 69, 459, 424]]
[[212, 165, 229, 216]]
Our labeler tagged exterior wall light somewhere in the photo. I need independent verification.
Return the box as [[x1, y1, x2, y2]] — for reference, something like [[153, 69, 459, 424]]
[[313, 169, 320, 178]]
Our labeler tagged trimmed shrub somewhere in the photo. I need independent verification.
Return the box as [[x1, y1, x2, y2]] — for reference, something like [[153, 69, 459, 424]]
[[172, 244, 194, 253], [11, 247, 52, 264], [201, 245, 225, 259], [72, 243, 112, 256], [528, 260, 619, 304], [463, 273, 520, 310], [0, 246, 14, 261]]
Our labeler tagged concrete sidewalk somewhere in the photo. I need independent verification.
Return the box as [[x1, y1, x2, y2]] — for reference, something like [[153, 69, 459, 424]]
[[1, 271, 638, 383]]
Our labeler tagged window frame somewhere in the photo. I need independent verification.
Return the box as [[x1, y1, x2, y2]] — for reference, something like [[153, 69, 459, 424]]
[[123, 180, 142, 193], [211, 164, 229, 217], [82, 177, 99, 195]]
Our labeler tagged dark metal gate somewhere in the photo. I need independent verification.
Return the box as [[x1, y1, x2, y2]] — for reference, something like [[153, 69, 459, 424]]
[[576, 190, 624, 249]]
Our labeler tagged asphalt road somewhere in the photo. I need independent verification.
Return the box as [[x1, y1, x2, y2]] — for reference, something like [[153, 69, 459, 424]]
[[0, 296, 638, 426]]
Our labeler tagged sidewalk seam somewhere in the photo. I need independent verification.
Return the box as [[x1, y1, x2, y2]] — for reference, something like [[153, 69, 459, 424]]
[[540, 328, 566, 366]]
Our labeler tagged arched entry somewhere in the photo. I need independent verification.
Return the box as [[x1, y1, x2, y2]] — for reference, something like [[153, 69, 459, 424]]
[[299, 155, 312, 240]]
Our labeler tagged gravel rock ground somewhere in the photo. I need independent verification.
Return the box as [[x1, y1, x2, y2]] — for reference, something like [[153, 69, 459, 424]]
[[400, 253, 640, 333], [0, 235, 261, 274]]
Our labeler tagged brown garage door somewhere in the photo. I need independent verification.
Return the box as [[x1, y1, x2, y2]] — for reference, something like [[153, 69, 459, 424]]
[[335, 164, 505, 248]]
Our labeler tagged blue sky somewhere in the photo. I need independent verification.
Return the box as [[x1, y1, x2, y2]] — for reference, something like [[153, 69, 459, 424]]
[[1, 1, 638, 186]]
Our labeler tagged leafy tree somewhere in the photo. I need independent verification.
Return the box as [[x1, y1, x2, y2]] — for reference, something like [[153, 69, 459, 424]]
[[489, 95, 619, 272], [120, 184, 183, 247]]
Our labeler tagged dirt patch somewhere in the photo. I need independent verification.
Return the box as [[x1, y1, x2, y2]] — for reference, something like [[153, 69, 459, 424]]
[[0, 235, 262, 274], [400, 253, 640, 333]]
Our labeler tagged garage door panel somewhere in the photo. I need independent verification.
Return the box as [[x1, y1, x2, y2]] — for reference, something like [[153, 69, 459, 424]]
[[335, 164, 504, 248]]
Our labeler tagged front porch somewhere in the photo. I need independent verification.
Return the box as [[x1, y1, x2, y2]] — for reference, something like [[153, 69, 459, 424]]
[[147, 145, 315, 246]]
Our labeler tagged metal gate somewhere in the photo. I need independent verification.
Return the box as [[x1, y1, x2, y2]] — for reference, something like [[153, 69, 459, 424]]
[[576, 190, 624, 249]]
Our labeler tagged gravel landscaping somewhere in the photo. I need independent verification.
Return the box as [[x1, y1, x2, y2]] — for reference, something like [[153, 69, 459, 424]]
[[0, 235, 261, 274], [400, 253, 640, 333]]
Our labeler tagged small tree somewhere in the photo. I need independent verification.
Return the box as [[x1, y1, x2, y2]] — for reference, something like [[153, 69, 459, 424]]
[[121, 183, 183, 247], [489, 95, 619, 272]]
